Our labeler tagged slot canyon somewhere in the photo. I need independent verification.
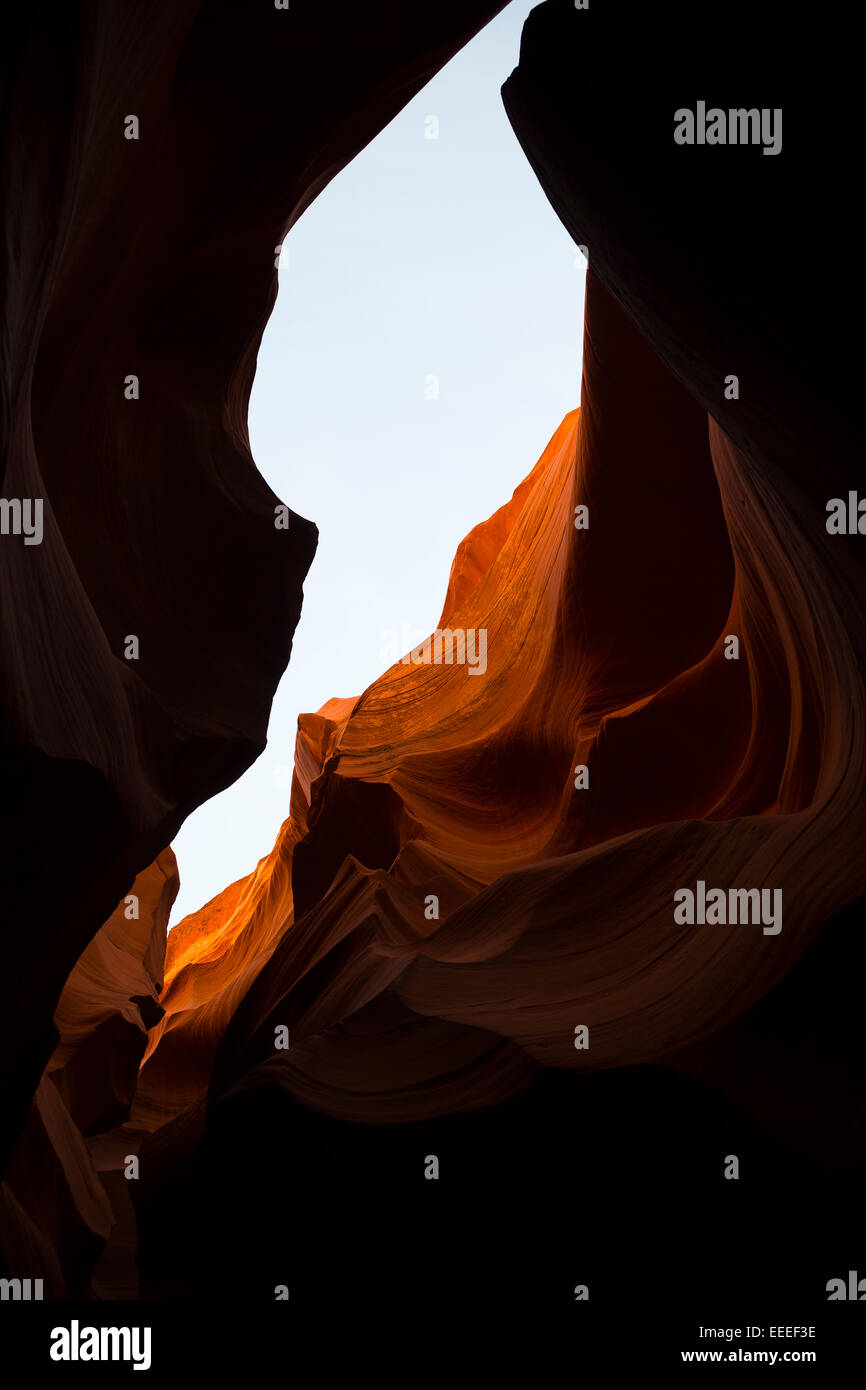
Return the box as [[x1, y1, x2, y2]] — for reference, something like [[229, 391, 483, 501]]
[[0, 0, 862, 1345]]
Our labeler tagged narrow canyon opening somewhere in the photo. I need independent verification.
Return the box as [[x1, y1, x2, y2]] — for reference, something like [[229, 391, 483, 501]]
[[169, 1, 586, 926]]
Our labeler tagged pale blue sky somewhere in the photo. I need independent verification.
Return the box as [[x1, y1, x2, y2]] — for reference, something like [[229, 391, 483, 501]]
[[170, 0, 586, 924]]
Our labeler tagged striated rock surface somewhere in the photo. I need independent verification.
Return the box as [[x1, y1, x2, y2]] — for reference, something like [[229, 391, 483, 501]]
[[7, 262, 863, 1302], [0, 852, 177, 1296], [2, 0, 862, 1316], [135, 274, 866, 1145], [123, 295, 863, 1315], [0, 0, 508, 1182]]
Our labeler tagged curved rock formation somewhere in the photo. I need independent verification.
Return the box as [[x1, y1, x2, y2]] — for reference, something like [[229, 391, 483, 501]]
[[8, 269, 862, 1305], [0, 852, 177, 1296], [0, 0, 508, 1182], [2, 0, 862, 1318], [120, 278, 864, 1310], [133, 272, 866, 1142]]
